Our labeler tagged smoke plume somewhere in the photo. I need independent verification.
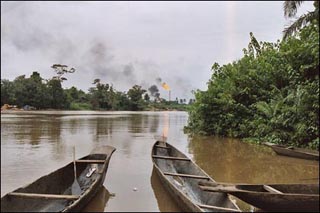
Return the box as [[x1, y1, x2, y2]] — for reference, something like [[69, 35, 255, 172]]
[[1, 1, 197, 100]]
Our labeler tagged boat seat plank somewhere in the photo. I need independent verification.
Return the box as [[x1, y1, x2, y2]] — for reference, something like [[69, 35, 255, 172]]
[[199, 185, 237, 193], [164, 172, 210, 179], [197, 203, 240, 212], [152, 155, 190, 161], [8, 192, 80, 200], [75, 160, 105, 164], [263, 185, 283, 194], [155, 145, 170, 149]]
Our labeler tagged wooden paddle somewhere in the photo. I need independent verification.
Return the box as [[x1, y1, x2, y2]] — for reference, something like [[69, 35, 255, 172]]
[[71, 146, 82, 195]]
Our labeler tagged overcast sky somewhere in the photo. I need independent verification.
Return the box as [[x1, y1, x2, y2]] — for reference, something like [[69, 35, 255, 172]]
[[1, 1, 314, 100]]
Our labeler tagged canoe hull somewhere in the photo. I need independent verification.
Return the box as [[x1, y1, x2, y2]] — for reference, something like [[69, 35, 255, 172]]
[[1, 146, 116, 212], [230, 191, 319, 212], [201, 182, 319, 212], [154, 166, 201, 212], [263, 142, 319, 160], [271, 146, 319, 161], [152, 141, 240, 212]]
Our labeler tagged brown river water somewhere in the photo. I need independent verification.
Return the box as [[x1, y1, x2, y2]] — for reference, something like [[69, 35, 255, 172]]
[[1, 111, 319, 212]]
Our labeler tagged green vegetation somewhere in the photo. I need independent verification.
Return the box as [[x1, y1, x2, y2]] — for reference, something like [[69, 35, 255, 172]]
[[185, 3, 319, 150], [1, 65, 191, 111], [283, 1, 319, 39]]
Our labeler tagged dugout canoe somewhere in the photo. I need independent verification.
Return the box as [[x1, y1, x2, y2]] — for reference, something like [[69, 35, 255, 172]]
[[1, 145, 116, 212], [199, 181, 319, 212], [264, 142, 319, 161], [151, 140, 241, 212]]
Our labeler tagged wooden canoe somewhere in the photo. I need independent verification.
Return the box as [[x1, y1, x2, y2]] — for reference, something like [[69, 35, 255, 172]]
[[151, 141, 241, 212], [264, 142, 319, 161], [1, 145, 116, 212], [199, 181, 319, 212]]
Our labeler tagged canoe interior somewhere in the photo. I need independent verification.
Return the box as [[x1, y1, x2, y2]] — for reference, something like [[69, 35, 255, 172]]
[[1, 153, 108, 212], [152, 141, 239, 212]]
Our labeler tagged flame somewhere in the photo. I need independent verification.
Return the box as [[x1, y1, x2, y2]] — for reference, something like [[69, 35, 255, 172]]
[[161, 82, 170, 91]]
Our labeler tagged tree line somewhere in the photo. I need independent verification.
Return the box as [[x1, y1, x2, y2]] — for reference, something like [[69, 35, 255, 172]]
[[1, 64, 194, 111], [185, 1, 319, 149]]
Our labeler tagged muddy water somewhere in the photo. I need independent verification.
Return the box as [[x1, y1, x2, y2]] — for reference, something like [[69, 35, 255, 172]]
[[1, 111, 318, 212], [188, 136, 319, 211]]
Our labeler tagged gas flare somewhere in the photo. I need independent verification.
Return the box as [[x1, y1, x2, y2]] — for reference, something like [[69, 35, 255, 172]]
[[161, 82, 170, 91]]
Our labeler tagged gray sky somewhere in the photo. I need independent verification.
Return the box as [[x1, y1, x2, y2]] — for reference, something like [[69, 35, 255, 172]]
[[1, 1, 314, 100]]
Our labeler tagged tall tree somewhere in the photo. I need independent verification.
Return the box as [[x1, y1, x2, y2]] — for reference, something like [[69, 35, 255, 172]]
[[89, 79, 114, 110], [51, 64, 75, 81], [127, 85, 147, 110], [12, 75, 28, 107], [144, 93, 150, 102], [26, 72, 48, 109], [283, 1, 319, 39], [47, 79, 69, 109], [1, 80, 14, 106]]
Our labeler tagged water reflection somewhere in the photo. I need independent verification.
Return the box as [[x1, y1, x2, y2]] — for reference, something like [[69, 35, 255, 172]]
[[1, 115, 62, 146], [188, 135, 319, 211], [82, 186, 110, 212], [95, 117, 114, 136], [128, 114, 144, 134], [149, 114, 160, 133], [2, 111, 317, 212], [150, 167, 181, 212], [1, 111, 180, 212], [188, 135, 319, 184]]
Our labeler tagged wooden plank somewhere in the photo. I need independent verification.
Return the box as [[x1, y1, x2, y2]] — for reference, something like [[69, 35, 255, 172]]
[[197, 203, 240, 212], [8, 192, 80, 200], [263, 185, 283, 194], [199, 185, 238, 193], [155, 145, 170, 149], [164, 172, 210, 180], [200, 182, 283, 194], [152, 155, 190, 161], [75, 160, 105, 164]]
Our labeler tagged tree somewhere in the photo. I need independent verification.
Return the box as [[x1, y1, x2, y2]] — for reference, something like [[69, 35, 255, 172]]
[[65, 86, 80, 101], [47, 79, 69, 109], [51, 64, 75, 81], [144, 93, 150, 102], [26, 72, 49, 109], [283, 1, 319, 39], [12, 75, 28, 107], [127, 85, 147, 110], [1, 79, 14, 106], [89, 79, 112, 110], [248, 32, 261, 57], [112, 91, 131, 110], [185, 23, 319, 149], [188, 99, 195, 105]]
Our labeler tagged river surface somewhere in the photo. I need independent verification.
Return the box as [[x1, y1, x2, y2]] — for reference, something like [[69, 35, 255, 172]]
[[1, 111, 319, 212]]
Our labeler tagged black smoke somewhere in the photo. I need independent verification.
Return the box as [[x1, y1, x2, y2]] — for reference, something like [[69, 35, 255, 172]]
[[148, 85, 159, 97]]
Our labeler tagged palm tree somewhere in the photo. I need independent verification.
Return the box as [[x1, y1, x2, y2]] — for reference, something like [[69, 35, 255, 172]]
[[283, 1, 319, 39]]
